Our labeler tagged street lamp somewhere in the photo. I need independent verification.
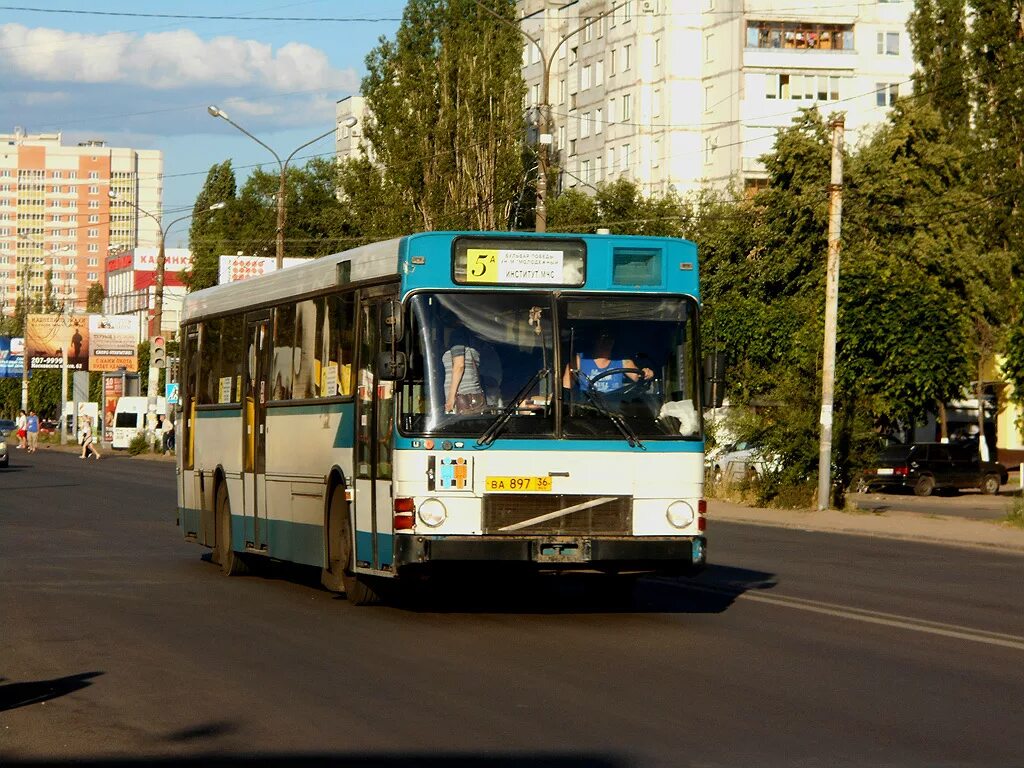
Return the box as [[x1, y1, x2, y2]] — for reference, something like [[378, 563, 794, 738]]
[[471, 1, 624, 232], [108, 191, 225, 434], [207, 105, 348, 269]]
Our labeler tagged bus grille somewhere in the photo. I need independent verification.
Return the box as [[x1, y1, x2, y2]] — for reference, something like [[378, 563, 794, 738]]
[[483, 495, 632, 535]]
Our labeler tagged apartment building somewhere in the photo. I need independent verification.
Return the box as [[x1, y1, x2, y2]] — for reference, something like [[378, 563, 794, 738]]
[[518, 0, 914, 197], [0, 128, 163, 316], [336, 95, 369, 163]]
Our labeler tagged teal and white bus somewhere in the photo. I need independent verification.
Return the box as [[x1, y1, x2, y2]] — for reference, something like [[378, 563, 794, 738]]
[[177, 232, 706, 602]]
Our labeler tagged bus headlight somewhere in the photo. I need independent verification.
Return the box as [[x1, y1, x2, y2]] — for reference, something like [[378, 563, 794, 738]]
[[666, 500, 695, 529], [418, 498, 447, 528]]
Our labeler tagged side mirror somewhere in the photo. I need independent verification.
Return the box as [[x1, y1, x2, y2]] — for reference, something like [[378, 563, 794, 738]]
[[376, 350, 407, 381], [381, 298, 403, 344], [702, 352, 726, 409]]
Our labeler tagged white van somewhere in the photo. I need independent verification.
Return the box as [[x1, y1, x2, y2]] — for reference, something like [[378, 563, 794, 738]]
[[112, 396, 167, 449]]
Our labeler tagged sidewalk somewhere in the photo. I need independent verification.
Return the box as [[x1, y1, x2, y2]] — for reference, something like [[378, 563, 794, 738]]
[[709, 498, 1024, 554], [25, 439, 176, 462]]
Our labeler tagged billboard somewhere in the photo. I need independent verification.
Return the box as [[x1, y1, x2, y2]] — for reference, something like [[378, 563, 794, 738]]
[[218, 254, 306, 284], [26, 315, 89, 370], [89, 315, 140, 372], [0, 337, 24, 379]]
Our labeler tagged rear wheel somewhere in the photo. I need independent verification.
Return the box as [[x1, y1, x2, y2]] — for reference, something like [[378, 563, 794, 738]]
[[215, 481, 247, 576], [914, 475, 935, 497], [980, 473, 1001, 495], [321, 484, 381, 605]]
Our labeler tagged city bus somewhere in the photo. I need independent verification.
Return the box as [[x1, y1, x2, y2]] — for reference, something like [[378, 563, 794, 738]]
[[176, 231, 706, 603]]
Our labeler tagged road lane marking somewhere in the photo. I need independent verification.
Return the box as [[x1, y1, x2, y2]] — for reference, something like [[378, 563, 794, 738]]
[[682, 583, 1024, 652]]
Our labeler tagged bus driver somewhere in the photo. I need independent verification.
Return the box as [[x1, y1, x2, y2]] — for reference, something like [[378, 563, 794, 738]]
[[562, 328, 654, 393]]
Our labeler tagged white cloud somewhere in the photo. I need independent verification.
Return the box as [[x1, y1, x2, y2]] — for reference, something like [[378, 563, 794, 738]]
[[0, 24, 358, 93]]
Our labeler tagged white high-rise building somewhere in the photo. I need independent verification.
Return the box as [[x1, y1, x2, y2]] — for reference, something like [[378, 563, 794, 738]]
[[519, 0, 914, 197]]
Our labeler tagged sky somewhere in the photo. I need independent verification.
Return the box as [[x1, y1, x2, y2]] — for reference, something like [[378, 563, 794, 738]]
[[0, 0, 407, 243]]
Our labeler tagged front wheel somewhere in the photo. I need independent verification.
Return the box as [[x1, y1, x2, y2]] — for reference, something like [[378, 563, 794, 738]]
[[980, 473, 1001, 495], [914, 475, 935, 497], [322, 484, 381, 605]]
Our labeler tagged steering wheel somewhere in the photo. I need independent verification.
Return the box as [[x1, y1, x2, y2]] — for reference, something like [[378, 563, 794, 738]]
[[586, 366, 655, 395]]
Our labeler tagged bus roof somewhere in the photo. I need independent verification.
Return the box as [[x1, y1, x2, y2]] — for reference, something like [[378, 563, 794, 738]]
[[180, 231, 699, 324], [180, 238, 402, 322]]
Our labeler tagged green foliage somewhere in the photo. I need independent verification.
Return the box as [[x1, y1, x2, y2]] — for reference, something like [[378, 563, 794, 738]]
[[548, 178, 685, 236], [346, 0, 526, 232], [85, 283, 105, 313], [127, 431, 150, 456], [186, 161, 237, 292]]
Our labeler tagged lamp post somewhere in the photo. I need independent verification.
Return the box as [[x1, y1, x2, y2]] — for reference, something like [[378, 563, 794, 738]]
[[207, 105, 352, 270], [107, 193, 226, 434], [471, 1, 624, 232]]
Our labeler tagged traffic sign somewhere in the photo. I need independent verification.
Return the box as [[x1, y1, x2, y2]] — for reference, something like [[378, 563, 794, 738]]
[[165, 382, 180, 406]]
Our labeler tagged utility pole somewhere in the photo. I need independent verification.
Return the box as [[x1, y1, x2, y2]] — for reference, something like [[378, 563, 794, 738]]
[[817, 115, 845, 511], [20, 265, 29, 414]]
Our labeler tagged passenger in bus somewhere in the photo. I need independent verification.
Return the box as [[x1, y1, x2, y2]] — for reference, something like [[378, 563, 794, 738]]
[[562, 328, 654, 393], [442, 328, 487, 414]]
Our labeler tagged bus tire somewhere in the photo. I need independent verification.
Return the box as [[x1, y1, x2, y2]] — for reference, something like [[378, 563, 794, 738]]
[[215, 481, 248, 576], [322, 484, 381, 605]]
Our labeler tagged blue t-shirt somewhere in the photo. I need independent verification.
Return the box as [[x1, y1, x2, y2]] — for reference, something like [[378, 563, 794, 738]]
[[26, 415, 39, 433], [578, 357, 626, 393]]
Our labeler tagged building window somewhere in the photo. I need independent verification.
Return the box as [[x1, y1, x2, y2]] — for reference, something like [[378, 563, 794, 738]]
[[558, 125, 566, 150], [88, 171, 99, 180], [705, 138, 714, 164], [705, 34, 714, 62], [766, 73, 841, 101], [652, 139, 661, 168], [89, 185, 98, 194], [621, 144, 631, 173], [877, 31, 900, 55], [88, 272, 97, 281], [581, 113, 591, 138], [746, 21, 855, 50], [570, 46, 578, 64], [654, 38, 661, 66], [581, 64, 591, 90], [653, 89, 661, 118], [595, 155, 603, 180], [88, 258, 98, 267], [88, 214, 99, 223], [624, 44, 632, 70], [569, 138, 577, 156], [531, 84, 540, 106], [88, 228, 98, 238], [88, 244, 98, 253], [621, 93, 632, 122], [88, 200, 99, 209], [558, 79, 566, 103], [581, 159, 591, 184], [609, 98, 617, 123], [69, 172, 77, 179], [595, 108, 604, 133], [876, 82, 899, 106], [704, 86, 713, 112], [610, 49, 617, 75], [606, 146, 615, 173], [623, 0, 632, 22], [582, 17, 593, 42]]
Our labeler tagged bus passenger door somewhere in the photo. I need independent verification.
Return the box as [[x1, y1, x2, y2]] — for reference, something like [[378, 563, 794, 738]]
[[353, 289, 397, 573], [244, 314, 271, 552]]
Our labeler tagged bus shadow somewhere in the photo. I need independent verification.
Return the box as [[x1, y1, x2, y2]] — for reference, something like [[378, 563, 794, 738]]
[[391, 563, 777, 615]]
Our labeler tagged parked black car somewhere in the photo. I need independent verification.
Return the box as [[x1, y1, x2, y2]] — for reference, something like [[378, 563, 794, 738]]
[[860, 442, 1009, 497]]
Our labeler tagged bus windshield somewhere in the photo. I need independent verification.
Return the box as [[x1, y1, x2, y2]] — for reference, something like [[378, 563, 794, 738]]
[[559, 295, 700, 440], [399, 292, 556, 437]]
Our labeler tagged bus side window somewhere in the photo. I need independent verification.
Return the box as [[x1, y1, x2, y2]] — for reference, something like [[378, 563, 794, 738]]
[[199, 318, 222, 405], [328, 293, 356, 397], [272, 304, 295, 401]]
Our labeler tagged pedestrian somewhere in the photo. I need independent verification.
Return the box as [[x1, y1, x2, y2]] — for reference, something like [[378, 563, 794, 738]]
[[79, 420, 101, 460], [15, 409, 27, 449], [26, 410, 39, 453], [162, 415, 175, 455]]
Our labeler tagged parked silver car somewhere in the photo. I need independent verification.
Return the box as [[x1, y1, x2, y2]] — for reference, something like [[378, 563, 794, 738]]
[[708, 440, 779, 483], [0, 418, 13, 468]]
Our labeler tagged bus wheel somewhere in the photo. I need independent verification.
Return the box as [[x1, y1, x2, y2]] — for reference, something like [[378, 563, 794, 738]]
[[215, 482, 247, 576], [322, 484, 381, 605]]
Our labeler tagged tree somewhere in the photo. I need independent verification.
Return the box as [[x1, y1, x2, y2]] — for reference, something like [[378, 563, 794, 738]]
[[344, 0, 526, 233], [85, 283, 104, 313], [186, 161, 237, 291], [548, 178, 685, 236]]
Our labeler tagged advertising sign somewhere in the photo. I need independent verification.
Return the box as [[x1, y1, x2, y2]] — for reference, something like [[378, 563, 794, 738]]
[[103, 375, 123, 443], [0, 336, 24, 379], [26, 315, 89, 370], [218, 255, 306, 284], [89, 315, 140, 372]]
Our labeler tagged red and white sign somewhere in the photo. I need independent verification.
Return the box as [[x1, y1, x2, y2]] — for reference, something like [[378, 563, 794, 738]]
[[107, 248, 192, 274], [218, 255, 306, 284]]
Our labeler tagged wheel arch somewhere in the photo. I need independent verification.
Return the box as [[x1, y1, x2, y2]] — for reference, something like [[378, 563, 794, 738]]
[[323, 466, 350, 567]]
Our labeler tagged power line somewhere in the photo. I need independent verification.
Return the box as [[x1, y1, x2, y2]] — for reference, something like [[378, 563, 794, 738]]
[[0, 6, 402, 22]]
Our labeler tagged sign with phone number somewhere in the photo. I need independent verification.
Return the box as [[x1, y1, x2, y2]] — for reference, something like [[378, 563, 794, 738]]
[[466, 248, 564, 285]]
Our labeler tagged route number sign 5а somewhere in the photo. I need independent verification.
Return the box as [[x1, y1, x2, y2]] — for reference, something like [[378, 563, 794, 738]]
[[466, 248, 565, 285]]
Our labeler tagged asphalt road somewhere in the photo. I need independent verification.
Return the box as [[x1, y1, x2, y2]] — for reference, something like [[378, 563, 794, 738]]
[[2, 449, 1024, 767]]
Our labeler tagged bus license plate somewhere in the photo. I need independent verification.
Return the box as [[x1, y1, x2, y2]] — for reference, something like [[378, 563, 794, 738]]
[[485, 476, 552, 493]]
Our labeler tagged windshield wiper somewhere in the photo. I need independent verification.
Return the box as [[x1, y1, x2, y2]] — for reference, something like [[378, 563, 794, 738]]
[[569, 369, 645, 450], [476, 368, 549, 447]]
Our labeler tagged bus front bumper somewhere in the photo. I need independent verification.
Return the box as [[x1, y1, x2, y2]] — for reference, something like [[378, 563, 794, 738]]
[[395, 534, 706, 573]]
